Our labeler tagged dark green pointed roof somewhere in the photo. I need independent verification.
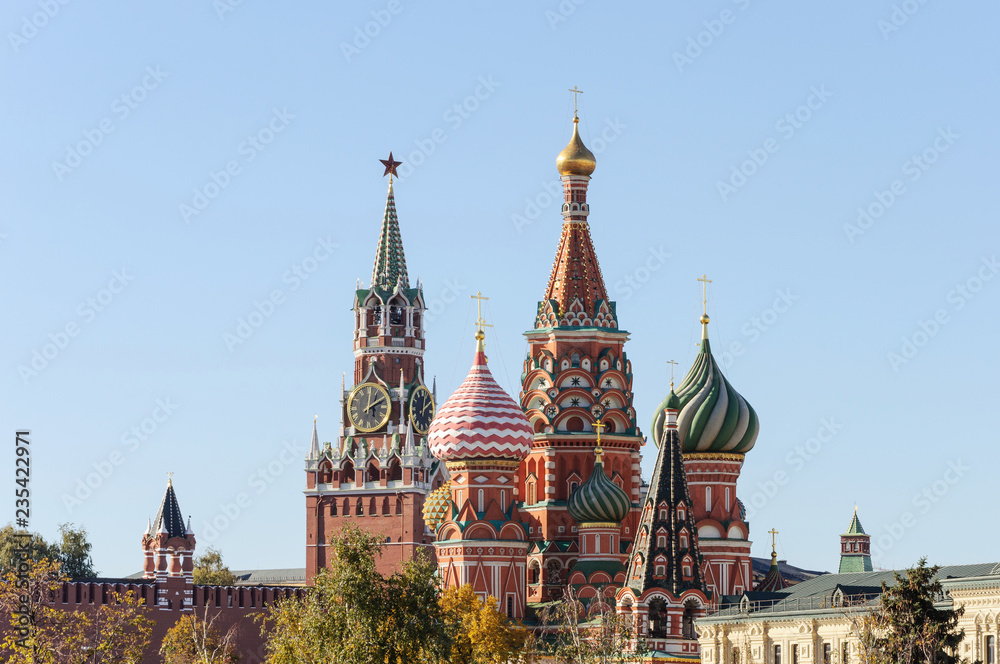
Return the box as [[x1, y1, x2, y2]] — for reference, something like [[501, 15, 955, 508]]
[[844, 510, 866, 535], [152, 480, 186, 539], [370, 181, 409, 291]]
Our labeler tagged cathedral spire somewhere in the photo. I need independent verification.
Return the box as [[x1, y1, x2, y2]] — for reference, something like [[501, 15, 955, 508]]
[[371, 153, 409, 292], [536, 108, 615, 329]]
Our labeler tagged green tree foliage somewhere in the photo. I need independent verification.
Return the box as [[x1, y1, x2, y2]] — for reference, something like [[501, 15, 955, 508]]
[[193, 547, 238, 586], [260, 523, 448, 664], [55, 523, 97, 579], [0, 524, 59, 574], [871, 558, 967, 664], [160, 612, 241, 664], [0, 523, 97, 579]]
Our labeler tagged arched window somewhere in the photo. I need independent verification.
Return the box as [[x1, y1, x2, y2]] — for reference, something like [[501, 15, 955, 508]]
[[706, 486, 712, 510], [527, 482, 537, 505], [725, 487, 731, 510], [566, 417, 584, 432], [680, 534, 688, 549], [528, 561, 541, 584], [355, 500, 363, 516], [478, 489, 484, 513], [395, 497, 403, 515], [648, 598, 668, 638], [657, 535, 666, 548], [388, 461, 402, 482], [343, 498, 350, 515], [682, 599, 698, 639], [329, 501, 337, 516], [369, 497, 377, 515], [367, 464, 379, 483]]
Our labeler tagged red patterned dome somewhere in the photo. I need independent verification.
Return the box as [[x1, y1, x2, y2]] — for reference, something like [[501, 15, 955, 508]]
[[428, 334, 532, 462]]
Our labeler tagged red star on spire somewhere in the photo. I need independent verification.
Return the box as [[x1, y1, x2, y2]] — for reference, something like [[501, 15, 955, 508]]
[[380, 152, 402, 178]]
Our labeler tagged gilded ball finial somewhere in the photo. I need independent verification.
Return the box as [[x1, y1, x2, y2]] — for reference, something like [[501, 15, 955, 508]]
[[700, 313, 710, 325]]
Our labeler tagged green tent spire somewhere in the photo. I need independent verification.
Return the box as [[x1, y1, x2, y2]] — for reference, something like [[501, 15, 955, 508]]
[[370, 175, 410, 292], [845, 507, 866, 535]]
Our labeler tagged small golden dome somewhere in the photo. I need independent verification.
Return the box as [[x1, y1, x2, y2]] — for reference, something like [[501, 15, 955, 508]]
[[556, 116, 596, 176]]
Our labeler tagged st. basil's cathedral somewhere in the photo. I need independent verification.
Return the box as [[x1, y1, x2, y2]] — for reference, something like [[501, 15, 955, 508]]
[[301, 102, 763, 660]]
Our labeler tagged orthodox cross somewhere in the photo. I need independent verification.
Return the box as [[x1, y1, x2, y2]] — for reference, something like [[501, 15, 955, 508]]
[[697, 274, 712, 317], [470, 291, 493, 335], [569, 86, 584, 116], [667, 359, 679, 389], [379, 151, 402, 182], [768, 528, 779, 554]]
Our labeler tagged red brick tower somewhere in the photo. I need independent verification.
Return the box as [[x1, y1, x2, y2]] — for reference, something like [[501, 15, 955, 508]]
[[305, 155, 444, 582], [428, 317, 534, 619], [518, 111, 644, 601], [142, 475, 196, 611]]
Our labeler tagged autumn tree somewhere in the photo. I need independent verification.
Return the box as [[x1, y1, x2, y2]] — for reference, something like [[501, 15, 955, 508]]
[[0, 557, 152, 663], [160, 612, 241, 664], [193, 547, 238, 586], [260, 523, 448, 664], [439, 584, 532, 664], [869, 558, 967, 664], [538, 584, 648, 664]]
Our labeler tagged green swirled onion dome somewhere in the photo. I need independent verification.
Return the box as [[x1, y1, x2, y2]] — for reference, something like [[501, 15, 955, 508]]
[[567, 458, 631, 524], [651, 325, 759, 454]]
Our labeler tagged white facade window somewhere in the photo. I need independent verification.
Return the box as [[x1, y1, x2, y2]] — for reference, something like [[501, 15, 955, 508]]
[[706, 486, 712, 510]]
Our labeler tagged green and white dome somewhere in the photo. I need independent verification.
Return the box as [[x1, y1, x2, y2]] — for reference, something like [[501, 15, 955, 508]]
[[652, 320, 759, 454], [568, 455, 631, 524]]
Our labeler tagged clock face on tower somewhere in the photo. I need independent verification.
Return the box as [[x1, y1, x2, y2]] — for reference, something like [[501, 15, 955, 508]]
[[409, 385, 435, 434], [347, 383, 392, 433]]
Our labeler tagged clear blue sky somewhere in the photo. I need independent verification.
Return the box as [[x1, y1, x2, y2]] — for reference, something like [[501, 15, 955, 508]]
[[3, 1, 998, 577]]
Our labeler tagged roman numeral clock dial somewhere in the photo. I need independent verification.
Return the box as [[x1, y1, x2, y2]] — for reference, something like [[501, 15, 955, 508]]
[[347, 383, 391, 433], [409, 385, 435, 434]]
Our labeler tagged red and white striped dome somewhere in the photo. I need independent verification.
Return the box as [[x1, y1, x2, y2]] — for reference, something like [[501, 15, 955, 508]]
[[428, 339, 532, 462]]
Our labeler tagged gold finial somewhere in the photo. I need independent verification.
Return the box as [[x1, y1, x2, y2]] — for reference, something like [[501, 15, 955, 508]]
[[314, 414, 317, 423], [768, 528, 779, 555], [470, 292, 493, 352], [593, 418, 605, 462], [568, 86, 584, 119], [667, 360, 678, 390], [167, 472, 173, 486]]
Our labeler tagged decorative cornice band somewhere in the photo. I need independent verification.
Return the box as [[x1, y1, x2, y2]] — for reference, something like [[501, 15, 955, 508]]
[[446, 459, 521, 471], [683, 452, 745, 462]]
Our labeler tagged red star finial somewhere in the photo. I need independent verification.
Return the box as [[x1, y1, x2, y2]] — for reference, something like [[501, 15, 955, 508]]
[[380, 152, 402, 178]]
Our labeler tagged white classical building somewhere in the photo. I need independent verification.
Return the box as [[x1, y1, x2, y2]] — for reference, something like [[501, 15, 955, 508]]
[[696, 563, 1000, 664]]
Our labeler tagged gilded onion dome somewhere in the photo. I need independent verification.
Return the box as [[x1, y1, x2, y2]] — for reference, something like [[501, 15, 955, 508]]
[[651, 319, 759, 453], [428, 331, 533, 462], [556, 115, 597, 176], [568, 453, 631, 524], [421, 480, 452, 532]]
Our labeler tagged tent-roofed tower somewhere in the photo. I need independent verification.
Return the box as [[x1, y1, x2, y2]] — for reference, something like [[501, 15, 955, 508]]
[[839, 508, 873, 573], [142, 475, 196, 583], [617, 391, 709, 658], [756, 529, 789, 592], [305, 154, 444, 583], [519, 97, 644, 602]]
